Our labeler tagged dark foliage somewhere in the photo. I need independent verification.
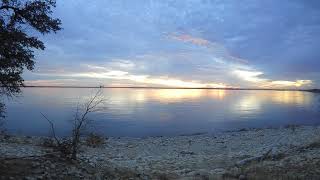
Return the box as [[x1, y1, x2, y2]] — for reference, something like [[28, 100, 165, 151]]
[[0, 0, 61, 96]]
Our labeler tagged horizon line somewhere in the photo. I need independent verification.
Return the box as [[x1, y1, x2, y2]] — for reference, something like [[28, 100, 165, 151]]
[[20, 85, 320, 92]]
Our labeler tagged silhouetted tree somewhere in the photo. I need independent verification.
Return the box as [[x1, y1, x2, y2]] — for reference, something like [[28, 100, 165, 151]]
[[0, 0, 61, 96], [0, 0, 61, 124]]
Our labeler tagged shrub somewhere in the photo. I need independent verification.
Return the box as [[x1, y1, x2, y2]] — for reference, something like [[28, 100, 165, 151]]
[[42, 89, 104, 160], [86, 133, 105, 148]]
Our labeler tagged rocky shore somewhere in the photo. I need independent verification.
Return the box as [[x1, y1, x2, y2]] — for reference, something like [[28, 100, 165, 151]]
[[1, 125, 320, 179]]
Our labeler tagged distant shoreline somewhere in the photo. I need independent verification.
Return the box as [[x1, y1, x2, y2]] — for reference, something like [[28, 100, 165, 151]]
[[17, 85, 320, 92]]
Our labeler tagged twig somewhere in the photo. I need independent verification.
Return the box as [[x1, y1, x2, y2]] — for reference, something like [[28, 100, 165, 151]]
[[40, 112, 60, 145]]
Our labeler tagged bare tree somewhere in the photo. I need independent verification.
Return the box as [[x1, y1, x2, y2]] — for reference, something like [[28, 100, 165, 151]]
[[70, 89, 104, 159], [41, 88, 104, 160]]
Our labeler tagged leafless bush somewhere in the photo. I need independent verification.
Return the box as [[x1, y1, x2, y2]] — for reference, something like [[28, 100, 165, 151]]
[[40, 137, 55, 148], [42, 88, 104, 160], [86, 133, 105, 148]]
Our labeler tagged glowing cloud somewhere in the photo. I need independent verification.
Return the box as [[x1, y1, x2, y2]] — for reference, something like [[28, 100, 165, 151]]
[[234, 70, 312, 88], [71, 70, 229, 88], [264, 80, 312, 88], [168, 33, 314, 89], [233, 70, 266, 83], [142, 77, 228, 88], [168, 33, 249, 64], [75, 71, 129, 78], [35, 63, 230, 88], [168, 34, 210, 46]]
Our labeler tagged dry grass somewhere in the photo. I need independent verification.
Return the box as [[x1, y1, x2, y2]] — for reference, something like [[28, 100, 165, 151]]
[[85, 133, 105, 148]]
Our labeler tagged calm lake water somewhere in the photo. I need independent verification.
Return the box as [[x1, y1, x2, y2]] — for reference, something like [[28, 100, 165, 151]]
[[3, 88, 320, 137]]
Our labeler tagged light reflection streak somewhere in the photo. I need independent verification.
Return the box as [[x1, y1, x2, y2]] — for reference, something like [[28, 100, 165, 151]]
[[235, 90, 311, 115], [23, 88, 312, 116], [270, 91, 311, 105], [151, 89, 204, 102]]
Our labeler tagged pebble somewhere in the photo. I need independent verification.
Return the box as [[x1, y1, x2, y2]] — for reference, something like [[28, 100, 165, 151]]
[[1, 126, 320, 179], [239, 174, 246, 180]]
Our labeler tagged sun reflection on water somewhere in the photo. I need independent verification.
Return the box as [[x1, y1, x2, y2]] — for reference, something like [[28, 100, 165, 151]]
[[270, 91, 311, 105], [207, 90, 226, 100], [152, 89, 204, 102], [148, 89, 227, 102], [234, 90, 312, 115], [11, 88, 318, 137], [236, 95, 262, 114]]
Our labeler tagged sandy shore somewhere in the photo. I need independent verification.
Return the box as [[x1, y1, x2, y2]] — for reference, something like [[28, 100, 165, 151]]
[[1, 125, 320, 179]]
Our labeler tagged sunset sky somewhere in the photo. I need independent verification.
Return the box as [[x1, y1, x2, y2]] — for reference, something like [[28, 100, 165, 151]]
[[25, 0, 320, 89]]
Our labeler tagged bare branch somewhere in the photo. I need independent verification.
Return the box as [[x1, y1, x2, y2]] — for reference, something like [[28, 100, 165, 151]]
[[41, 88, 105, 160], [70, 88, 104, 160], [40, 112, 60, 145]]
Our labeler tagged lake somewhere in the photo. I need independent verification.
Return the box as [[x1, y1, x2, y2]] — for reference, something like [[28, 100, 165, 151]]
[[3, 88, 320, 137]]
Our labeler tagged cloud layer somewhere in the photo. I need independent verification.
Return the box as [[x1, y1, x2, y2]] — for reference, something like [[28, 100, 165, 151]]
[[25, 0, 320, 88]]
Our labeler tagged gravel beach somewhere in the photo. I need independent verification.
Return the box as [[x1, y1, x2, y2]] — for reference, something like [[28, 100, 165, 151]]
[[1, 125, 320, 179]]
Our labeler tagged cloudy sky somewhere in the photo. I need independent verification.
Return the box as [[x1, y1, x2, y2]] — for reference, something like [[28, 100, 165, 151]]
[[25, 0, 320, 88]]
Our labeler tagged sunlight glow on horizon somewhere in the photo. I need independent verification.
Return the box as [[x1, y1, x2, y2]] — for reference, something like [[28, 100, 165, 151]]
[[28, 68, 313, 89], [28, 34, 316, 89], [56, 71, 230, 88], [69, 69, 313, 89], [233, 70, 312, 88]]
